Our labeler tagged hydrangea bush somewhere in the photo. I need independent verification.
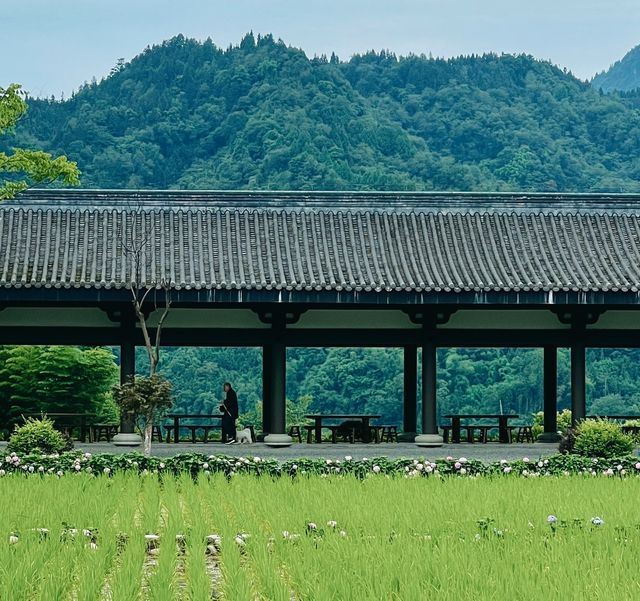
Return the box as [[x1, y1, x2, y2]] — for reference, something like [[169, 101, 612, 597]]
[[1, 450, 640, 479]]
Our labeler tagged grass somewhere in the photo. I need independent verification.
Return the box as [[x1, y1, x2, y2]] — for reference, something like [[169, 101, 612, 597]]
[[1, 472, 640, 599]]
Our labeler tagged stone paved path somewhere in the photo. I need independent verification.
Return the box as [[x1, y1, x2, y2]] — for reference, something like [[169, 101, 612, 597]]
[[68, 441, 563, 462]]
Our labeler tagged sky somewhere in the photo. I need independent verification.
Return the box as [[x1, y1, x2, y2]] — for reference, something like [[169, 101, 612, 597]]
[[3, 0, 640, 98]]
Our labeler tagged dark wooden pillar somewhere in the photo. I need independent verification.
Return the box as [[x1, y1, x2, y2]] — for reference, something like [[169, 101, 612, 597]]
[[113, 313, 141, 445], [261, 345, 272, 439], [571, 342, 586, 426], [415, 338, 442, 446], [120, 340, 135, 385], [264, 341, 292, 446], [538, 345, 560, 442], [119, 324, 136, 434], [400, 345, 418, 441]]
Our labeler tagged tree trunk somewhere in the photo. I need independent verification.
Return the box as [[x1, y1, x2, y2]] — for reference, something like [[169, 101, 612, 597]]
[[143, 420, 153, 456]]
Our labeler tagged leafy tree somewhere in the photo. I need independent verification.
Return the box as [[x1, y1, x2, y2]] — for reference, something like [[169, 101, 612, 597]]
[[0, 346, 118, 435], [0, 84, 80, 199], [113, 374, 173, 455]]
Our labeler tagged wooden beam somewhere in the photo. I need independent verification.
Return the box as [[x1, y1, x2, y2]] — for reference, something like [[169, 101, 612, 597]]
[[0, 326, 639, 348]]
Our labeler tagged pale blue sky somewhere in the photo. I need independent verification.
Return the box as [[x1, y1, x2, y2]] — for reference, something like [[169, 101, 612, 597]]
[[3, 0, 640, 98]]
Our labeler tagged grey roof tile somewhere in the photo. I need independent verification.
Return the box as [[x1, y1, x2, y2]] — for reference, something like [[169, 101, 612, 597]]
[[2, 189, 640, 294]]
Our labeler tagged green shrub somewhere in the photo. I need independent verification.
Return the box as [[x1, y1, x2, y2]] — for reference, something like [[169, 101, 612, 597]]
[[532, 409, 572, 439], [573, 419, 634, 459], [7, 417, 69, 455]]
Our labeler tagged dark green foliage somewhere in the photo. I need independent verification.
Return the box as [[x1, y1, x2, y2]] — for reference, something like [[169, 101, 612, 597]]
[[7, 416, 69, 455], [573, 419, 634, 459], [5, 34, 640, 192], [113, 374, 173, 423], [0, 346, 119, 432], [0, 84, 80, 199]]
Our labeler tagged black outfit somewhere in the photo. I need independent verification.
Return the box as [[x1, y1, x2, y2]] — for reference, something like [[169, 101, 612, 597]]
[[221, 388, 239, 442]]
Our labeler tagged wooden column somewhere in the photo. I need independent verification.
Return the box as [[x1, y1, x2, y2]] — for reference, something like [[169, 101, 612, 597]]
[[538, 345, 560, 442], [571, 342, 586, 426], [112, 313, 142, 446], [264, 341, 292, 447], [120, 340, 135, 385], [119, 322, 136, 434], [261, 345, 273, 439], [400, 345, 418, 441], [415, 338, 442, 447]]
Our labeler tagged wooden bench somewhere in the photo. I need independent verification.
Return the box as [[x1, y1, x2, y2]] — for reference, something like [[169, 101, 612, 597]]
[[303, 425, 316, 443], [461, 425, 491, 443], [288, 425, 322, 443], [91, 424, 119, 442], [328, 424, 355, 443], [165, 424, 221, 443], [379, 425, 398, 443], [514, 425, 534, 443], [288, 425, 302, 442]]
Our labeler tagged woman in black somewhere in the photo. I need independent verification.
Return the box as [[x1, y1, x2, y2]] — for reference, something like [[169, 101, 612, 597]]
[[220, 382, 239, 443]]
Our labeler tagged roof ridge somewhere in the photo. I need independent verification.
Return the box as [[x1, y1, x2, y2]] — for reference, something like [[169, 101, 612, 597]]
[[6, 188, 640, 214]]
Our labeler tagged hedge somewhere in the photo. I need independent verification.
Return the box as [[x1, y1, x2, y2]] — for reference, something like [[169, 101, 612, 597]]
[[1, 450, 640, 479]]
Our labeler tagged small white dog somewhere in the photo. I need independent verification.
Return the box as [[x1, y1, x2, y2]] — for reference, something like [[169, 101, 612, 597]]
[[235, 427, 253, 444]]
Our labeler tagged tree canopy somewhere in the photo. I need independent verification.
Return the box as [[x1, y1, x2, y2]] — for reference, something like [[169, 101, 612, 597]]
[[0, 346, 119, 434], [0, 84, 80, 199], [4, 35, 640, 192]]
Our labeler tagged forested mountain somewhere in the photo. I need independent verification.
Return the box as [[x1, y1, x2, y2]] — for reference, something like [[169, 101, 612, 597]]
[[5, 33, 640, 192], [593, 45, 640, 92]]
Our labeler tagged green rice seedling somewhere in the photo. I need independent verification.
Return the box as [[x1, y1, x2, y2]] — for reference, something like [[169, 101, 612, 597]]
[[109, 532, 146, 600], [74, 534, 118, 601], [4, 471, 640, 599]]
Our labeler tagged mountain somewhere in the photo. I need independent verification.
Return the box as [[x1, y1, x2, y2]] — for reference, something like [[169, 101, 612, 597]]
[[5, 33, 640, 192], [593, 45, 640, 93]]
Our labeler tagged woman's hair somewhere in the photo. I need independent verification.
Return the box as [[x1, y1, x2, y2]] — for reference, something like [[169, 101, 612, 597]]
[[224, 382, 232, 388]]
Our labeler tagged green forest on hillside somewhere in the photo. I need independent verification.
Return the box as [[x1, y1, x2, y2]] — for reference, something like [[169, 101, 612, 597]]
[[4, 34, 640, 424], [5, 34, 640, 192]]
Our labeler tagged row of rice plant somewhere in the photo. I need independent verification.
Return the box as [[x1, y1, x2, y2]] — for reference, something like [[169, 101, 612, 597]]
[[1, 472, 639, 599]]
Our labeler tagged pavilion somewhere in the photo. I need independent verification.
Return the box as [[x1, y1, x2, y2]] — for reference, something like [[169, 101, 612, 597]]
[[1, 189, 640, 447]]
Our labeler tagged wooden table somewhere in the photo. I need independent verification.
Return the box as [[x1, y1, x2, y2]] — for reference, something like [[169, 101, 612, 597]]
[[305, 414, 381, 444], [25, 412, 94, 442], [443, 414, 520, 444], [166, 414, 225, 443]]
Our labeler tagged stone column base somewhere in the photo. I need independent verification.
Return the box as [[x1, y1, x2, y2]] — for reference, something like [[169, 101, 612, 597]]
[[536, 432, 562, 443], [264, 433, 293, 447], [415, 434, 444, 447], [398, 431, 417, 442], [112, 433, 143, 447]]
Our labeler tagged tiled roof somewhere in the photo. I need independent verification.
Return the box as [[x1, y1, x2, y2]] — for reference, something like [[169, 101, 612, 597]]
[[2, 189, 640, 293]]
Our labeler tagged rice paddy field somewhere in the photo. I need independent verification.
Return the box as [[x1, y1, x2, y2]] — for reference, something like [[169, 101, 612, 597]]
[[2, 472, 640, 600]]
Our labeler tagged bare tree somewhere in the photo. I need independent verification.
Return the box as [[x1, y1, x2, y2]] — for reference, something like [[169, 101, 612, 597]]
[[119, 208, 172, 455]]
